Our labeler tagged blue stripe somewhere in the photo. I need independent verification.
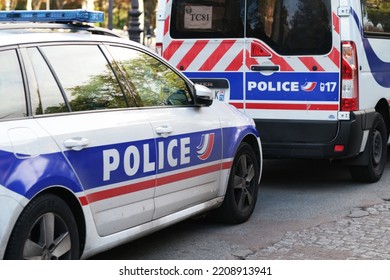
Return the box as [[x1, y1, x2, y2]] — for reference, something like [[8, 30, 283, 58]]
[[0, 150, 83, 199], [0, 126, 257, 198], [184, 71, 339, 102], [352, 9, 390, 88]]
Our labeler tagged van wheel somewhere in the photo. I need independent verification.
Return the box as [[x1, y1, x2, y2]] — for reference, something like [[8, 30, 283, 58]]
[[349, 113, 387, 183], [214, 142, 260, 224], [4, 194, 80, 260]]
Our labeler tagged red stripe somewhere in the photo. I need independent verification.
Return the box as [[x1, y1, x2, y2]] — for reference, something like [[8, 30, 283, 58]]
[[78, 196, 88, 206], [222, 161, 233, 170], [230, 102, 244, 109], [199, 133, 215, 160], [245, 50, 258, 70], [328, 47, 340, 68], [333, 12, 340, 34], [299, 57, 325, 72], [226, 50, 244, 71], [164, 15, 170, 36], [80, 162, 232, 205], [156, 163, 221, 186], [235, 102, 338, 111], [199, 40, 235, 71], [86, 179, 155, 204], [163, 40, 184, 61], [176, 40, 208, 71], [270, 55, 294, 71]]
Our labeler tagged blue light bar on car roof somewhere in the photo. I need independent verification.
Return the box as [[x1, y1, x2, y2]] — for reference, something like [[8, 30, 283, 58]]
[[0, 9, 104, 23]]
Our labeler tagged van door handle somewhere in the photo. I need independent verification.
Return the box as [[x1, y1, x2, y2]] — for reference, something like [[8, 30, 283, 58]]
[[251, 65, 280, 72], [155, 125, 173, 138], [64, 137, 89, 151]]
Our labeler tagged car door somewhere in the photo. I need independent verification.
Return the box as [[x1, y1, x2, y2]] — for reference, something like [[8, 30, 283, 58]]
[[21, 44, 156, 236], [107, 44, 223, 219]]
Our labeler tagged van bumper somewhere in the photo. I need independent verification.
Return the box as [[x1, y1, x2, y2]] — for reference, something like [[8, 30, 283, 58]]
[[256, 110, 375, 160]]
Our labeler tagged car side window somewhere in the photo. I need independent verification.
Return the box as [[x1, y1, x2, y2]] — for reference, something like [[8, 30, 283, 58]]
[[27, 48, 69, 114], [0, 50, 26, 119], [108, 45, 193, 107], [39, 45, 128, 112]]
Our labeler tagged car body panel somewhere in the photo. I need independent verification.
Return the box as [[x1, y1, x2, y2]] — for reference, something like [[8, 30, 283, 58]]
[[0, 20, 262, 259]]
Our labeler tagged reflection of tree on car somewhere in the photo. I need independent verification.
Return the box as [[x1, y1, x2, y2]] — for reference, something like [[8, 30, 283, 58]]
[[45, 49, 193, 113], [112, 48, 193, 107]]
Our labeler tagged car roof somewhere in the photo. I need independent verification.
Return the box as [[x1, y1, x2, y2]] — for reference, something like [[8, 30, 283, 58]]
[[0, 22, 136, 47], [0, 10, 135, 48]]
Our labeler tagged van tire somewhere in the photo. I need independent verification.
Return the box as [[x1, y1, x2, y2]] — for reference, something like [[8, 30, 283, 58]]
[[349, 112, 387, 183], [213, 142, 259, 224]]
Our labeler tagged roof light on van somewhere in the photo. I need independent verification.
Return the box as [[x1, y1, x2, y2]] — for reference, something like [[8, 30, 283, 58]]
[[0, 9, 104, 23]]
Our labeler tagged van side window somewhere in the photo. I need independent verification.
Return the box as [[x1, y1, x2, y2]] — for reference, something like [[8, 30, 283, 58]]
[[0, 50, 26, 119], [247, 0, 332, 55], [170, 0, 244, 38], [108, 45, 193, 107], [362, 0, 390, 37]]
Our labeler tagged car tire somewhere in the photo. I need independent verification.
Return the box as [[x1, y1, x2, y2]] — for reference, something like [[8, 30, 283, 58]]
[[214, 142, 260, 224], [4, 194, 80, 260], [349, 112, 387, 183]]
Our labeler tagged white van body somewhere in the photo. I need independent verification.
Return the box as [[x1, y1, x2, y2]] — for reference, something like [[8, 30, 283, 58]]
[[156, 0, 390, 182]]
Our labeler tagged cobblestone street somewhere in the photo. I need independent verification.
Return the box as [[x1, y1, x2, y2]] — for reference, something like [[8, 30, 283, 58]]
[[243, 199, 390, 260]]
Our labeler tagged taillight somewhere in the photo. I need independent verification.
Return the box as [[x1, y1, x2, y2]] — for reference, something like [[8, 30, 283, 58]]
[[250, 41, 271, 57], [341, 41, 359, 111], [155, 42, 163, 56]]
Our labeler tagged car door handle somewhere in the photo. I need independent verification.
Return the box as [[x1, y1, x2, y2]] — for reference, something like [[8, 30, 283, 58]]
[[155, 126, 173, 138], [64, 137, 89, 151]]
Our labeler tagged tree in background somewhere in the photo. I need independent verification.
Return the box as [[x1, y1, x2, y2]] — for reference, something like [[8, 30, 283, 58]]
[[144, 0, 157, 32]]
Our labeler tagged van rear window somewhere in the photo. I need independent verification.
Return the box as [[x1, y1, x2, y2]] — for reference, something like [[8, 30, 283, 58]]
[[170, 0, 244, 39], [170, 0, 332, 55]]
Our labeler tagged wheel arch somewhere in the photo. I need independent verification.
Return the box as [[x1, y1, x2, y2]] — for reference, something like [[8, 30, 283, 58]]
[[31, 186, 86, 258], [375, 98, 390, 138], [241, 133, 263, 179]]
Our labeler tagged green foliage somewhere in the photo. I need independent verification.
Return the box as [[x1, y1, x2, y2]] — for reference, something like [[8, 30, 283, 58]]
[[67, 68, 128, 111], [118, 52, 188, 106], [366, 8, 390, 32]]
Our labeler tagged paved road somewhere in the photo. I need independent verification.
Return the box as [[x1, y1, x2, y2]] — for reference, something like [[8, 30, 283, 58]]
[[91, 153, 390, 260]]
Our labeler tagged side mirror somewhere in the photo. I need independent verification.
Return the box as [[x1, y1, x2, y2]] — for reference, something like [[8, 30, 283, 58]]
[[194, 84, 213, 107]]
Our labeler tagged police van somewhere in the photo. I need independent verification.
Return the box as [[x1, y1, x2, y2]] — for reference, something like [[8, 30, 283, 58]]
[[156, 0, 390, 182], [0, 10, 262, 259]]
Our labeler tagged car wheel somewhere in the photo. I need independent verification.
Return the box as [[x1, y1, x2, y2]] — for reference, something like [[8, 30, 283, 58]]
[[4, 194, 80, 260], [214, 142, 260, 224], [349, 112, 387, 183]]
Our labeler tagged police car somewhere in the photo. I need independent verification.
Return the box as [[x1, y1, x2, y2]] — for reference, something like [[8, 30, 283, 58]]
[[0, 10, 262, 260]]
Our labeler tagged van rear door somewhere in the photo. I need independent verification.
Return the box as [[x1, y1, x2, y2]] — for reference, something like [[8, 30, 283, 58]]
[[160, 0, 246, 106], [243, 0, 341, 144]]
